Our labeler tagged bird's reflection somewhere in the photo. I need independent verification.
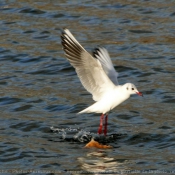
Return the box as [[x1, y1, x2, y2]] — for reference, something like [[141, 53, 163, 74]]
[[50, 126, 130, 174], [77, 150, 129, 175]]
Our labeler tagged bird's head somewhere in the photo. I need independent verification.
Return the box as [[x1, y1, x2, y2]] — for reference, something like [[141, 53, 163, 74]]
[[123, 83, 143, 96]]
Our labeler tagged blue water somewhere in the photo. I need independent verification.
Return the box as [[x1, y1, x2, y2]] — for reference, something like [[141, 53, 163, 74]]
[[0, 0, 175, 174]]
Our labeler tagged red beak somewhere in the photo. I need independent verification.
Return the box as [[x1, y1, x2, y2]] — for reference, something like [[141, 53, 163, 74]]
[[137, 92, 143, 97]]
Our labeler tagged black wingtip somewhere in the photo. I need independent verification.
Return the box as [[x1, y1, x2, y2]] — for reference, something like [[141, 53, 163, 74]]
[[60, 28, 69, 36], [92, 47, 101, 58], [60, 29, 69, 43]]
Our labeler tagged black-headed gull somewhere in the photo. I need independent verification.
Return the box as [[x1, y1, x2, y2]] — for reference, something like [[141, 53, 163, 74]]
[[61, 29, 142, 136]]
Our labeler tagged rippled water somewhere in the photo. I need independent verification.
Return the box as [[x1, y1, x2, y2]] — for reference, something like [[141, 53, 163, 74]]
[[0, 0, 175, 174]]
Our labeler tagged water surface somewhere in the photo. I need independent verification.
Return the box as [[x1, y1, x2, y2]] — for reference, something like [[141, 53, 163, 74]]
[[0, 0, 175, 174]]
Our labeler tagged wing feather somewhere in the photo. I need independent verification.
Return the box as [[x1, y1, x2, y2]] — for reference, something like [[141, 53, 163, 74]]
[[61, 29, 115, 101], [93, 48, 119, 85]]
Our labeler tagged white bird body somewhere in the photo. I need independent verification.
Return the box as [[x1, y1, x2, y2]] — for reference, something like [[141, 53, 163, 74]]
[[79, 85, 130, 114], [61, 29, 142, 135]]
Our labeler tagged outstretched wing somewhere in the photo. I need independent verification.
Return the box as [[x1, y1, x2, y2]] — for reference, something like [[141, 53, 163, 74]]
[[61, 29, 115, 101], [93, 47, 119, 85]]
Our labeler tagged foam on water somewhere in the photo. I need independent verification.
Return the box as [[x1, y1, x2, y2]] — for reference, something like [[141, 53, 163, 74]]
[[50, 126, 93, 142], [50, 126, 126, 145]]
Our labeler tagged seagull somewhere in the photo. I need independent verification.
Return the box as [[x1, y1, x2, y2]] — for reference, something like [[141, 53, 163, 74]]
[[61, 29, 143, 136]]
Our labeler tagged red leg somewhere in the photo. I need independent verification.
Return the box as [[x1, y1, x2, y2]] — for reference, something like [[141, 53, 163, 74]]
[[98, 114, 104, 135], [104, 115, 108, 136]]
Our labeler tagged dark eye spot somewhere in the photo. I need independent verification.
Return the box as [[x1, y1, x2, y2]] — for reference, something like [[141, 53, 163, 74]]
[[132, 88, 134, 90], [127, 87, 128, 90]]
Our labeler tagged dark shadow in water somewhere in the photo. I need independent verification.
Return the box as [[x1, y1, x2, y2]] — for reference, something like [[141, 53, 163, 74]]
[[19, 8, 45, 15]]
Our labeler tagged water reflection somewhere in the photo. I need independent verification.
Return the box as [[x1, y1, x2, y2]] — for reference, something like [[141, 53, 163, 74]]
[[77, 151, 129, 175]]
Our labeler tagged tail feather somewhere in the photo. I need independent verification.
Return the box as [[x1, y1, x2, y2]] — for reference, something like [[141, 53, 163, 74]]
[[78, 101, 107, 114], [78, 107, 92, 114]]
